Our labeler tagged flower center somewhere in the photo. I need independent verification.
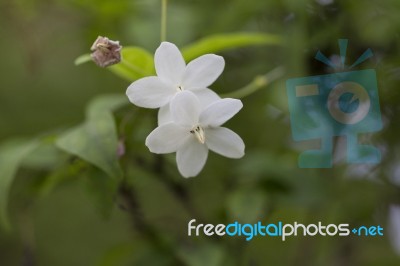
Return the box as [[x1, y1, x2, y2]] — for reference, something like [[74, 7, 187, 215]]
[[190, 125, 205, 144], [176, 85, 184, 92]]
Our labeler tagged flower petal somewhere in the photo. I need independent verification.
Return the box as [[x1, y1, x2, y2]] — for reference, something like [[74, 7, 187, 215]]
[[200, 98, 243, 127], [182, 54, 225, 90], [192, 88, 221, 107], [171, 91, 201, 127], [145, 123, 188, 154], [159, 89, 220, 126], [205, 127, 245, 158], [176, 138, 208, 177], [155, 42, 186, 85], [126, 76, 176, 108], [157, 104, 172, 126]]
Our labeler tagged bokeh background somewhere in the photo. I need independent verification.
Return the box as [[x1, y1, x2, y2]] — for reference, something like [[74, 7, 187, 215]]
[[1, 0, 400, 265]]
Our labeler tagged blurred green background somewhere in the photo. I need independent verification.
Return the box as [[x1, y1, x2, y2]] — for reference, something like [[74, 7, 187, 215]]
[[1, 0, 400, 265]]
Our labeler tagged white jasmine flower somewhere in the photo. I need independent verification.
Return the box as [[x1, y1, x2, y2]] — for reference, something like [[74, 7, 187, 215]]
[[126, 42, 224, 124], [145, 91, 245, 177]]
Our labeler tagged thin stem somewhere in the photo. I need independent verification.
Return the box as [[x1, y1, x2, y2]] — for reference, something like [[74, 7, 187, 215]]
[[161, 0, 168, 42], [19, 205, 36, 266], [117, 182, 185, 265], [221, 66, 285, 99]]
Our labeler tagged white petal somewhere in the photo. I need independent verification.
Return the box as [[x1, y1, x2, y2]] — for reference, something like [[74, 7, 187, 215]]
[[176, 138, 208, 177], [159, 90, 220, 126], [389, 205, 400, 255], [182, 54, 225, 90], [192, 88, 221, 108], [157, 104, 172, 126], [155, 42, 186, 85], [170, 91, 201, 127], [200, 98, 243, 127], [145, 123, 188, 154], [126, 76, 176, 108], [205, 127, 245, 158]]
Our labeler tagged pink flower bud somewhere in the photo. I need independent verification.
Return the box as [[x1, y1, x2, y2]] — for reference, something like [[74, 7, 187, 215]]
[[90, 36, 122, 67]]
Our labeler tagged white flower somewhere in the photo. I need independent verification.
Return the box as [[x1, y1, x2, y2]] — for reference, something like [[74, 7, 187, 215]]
[[145, 91, 245, 177], [125, 41, 245, 177], [126, 42, 224, 125]]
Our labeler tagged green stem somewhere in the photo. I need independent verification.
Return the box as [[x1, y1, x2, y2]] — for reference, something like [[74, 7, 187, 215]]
[[221, 66, 285, 99], [161, 0, 168, 42], [117, 182, 186, 265]]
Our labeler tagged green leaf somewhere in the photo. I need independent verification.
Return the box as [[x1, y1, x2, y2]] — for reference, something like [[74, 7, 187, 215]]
[[81, 167, 117, 218], [56, 94, 127, 179], [182, 33, 281, 61], [178, 244, 225, 266], [37, 160, 86, 197], [56, 116, 122, 178], [0, 139, 39, 229], [74, 54, 92, 66], [227, 188, 267, 222], [109, 47, 154, 82], [22, 139, 66, 170], [98, 242, 136, 266], [85, 94, 128, 118]]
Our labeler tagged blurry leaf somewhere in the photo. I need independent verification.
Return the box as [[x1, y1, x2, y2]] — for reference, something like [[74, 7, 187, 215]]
[[74, 54, 92, 66], [227, 188, 267, 222], [70, 0, 130, 19], [109, 47, 154, 82], [37, 160, 87, 197], [98, 242, 136, 266], [0, 139, 38, 230], [85, 94, 128, 118], [237, 151, 296, 179], [179, 243, 225, 266], [56, 119, 121, 178], [260, 178, 292, 194], [22, 140, 66, 170], [182, 33, 281, 61], [81, 168, 117, 218], [56, 94, 127, 179]]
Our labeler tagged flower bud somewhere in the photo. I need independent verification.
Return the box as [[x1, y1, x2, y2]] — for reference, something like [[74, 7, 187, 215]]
[[90, 36, 122, 67]]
